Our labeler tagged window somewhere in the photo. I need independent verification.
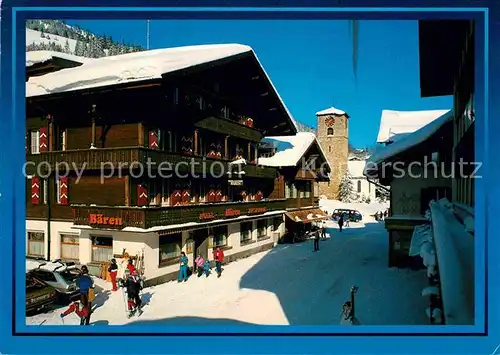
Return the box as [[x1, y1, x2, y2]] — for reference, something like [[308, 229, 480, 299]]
[[292, 183, 298, 198], [212, 226, 228, 247], [32, 270, 57, 283], [240, 222, 253, 243], [285, 183, 291, 198], [257, 219, 268, 238], [327, 128, 334, 136], [60, 130, 66, 151], [420, 187, 452, 215], [173, 87, 179, 105], [305, 181, 311, 198], [91, 236, 113, 263], [60, 234, 79, 261], [357, 180, 362, 193], [161, 179, 170, 206], [273, 217, 282, 232], [27, 231, 44, 257], [56, 179, 61, 204], [159, 233, 182, 263], [329, 146, 331, 152], [30, 130, 40, 154], [149, 181, 158, 205]]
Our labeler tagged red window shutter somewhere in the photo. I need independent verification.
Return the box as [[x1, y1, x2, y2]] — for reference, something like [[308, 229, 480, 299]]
[[149, 130, 159, 149], [207, 188, 216, 203], [59, 177, 69, 205], [31, 177, 40, 204], [171, 190, 182, 206], [182, 189, 191, 204], [39, 127, 48, 152], [137, 184, 148, 206], [215, 185, 223, 202]]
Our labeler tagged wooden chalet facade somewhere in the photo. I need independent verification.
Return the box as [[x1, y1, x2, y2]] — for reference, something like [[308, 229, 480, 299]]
[[25, 44, 306, 285], [257, 133, 331, 241]]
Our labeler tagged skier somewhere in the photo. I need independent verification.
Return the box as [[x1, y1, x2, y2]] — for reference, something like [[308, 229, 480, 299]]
[[120, 269, 143, 318], [177, 252, 189, 282], [313, 229, 320, 252], [213, 246, 224, 278], [108, 258, 119, 292], [338, 213, 345, 232], [60, 294, 91, 325], [76, 265, 94, 325]]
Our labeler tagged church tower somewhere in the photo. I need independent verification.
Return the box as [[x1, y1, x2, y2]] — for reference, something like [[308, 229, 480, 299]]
[[316, 107, 349, 199]]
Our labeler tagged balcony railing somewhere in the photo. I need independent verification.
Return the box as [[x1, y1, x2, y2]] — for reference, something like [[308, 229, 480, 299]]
[[73, 199, 286, 230], [26, 147, 277, 179]]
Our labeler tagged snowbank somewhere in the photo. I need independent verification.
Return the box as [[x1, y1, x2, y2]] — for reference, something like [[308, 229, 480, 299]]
[[376, 109, 450, 143]]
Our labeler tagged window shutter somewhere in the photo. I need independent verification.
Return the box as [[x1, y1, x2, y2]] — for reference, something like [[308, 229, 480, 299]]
[[215, 184, 222, 202], [137, 184, 148, 207], [59, 177, 68, 205], [39, 127, 48, 152], [148, 129, 159, 149], [31, 177, 40, 204]]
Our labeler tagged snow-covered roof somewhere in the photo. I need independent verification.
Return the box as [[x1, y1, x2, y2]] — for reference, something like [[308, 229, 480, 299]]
[[26, 50, 92, 67], [26, 44, 252, 97], [315, 106, 346, 116], [365, 110, 453, 174], [258, 132, 329, 168], [348, 160, 367, 178], [376, 109, 450, 143], [25, 43, 299, 133]]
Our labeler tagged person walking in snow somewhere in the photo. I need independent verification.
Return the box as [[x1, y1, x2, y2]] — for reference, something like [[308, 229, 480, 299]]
[[178, 252, 189, 282], [108, 258, 119, 292], [60, 293, 91, 325], [121, 269, 143, 317], [213, 246, 224, 278], [345, 212, 351, 227], [321, 221, 327, 240], [75, 265, 94, 325], [313, 229, 320, 251], [338, 213, 345, 232], [195, 254, 205, 277]]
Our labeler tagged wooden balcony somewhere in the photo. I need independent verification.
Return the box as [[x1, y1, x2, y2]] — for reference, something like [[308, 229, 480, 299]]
[[72, 199, 287, 230], [26, 147, 277, 179]]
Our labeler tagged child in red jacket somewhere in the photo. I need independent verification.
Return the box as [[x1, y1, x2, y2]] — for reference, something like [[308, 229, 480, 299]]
[[60, 294, 90, 325], [212, 246, 224, 278]]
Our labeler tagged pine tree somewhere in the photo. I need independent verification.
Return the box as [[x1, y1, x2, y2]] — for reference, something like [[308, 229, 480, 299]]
[[64, 39, 70, 54], [338, 171, 355, 203], [74, 40, 83, 56]]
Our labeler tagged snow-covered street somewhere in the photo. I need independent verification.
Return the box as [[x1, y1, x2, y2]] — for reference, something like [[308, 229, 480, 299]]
[[27, 217, 428, 326]]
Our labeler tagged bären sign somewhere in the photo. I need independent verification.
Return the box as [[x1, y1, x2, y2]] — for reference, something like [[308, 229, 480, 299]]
[[225, 208, 241, 217], [248, 207, 267, 214], [199, 212, 216, 220], [89, 214, 123, 227]]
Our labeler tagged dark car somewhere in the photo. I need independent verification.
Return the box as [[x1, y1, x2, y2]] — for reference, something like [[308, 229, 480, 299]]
[[26, 272, 57, 314], [332, 209, 363, 222]]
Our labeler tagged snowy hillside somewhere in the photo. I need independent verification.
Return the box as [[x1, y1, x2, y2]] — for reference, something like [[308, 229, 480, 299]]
[[26, 28, 78, 54]]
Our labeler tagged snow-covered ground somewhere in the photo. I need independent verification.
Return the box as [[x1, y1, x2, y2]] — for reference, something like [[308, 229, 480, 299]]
[[27, 214, 428, 326], [26, 29, 78, 54]]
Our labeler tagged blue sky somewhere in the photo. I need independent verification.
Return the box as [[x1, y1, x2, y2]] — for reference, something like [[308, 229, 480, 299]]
[[67, 19, 452, 148]]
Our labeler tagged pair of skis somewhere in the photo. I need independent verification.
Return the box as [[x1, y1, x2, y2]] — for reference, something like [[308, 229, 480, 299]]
[[120, 279, 144, 319]]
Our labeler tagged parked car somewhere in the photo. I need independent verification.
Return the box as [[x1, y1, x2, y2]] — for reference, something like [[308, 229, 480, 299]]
[[332, 209, 363, 222], [28, 260, 81, 301], [26, 272, 57, 314]]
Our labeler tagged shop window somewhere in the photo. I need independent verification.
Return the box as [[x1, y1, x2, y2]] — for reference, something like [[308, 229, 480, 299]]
[[27, 231, 44, 257], [159, 233, 182, 263], [212, 226, 228, 247], [240, 222, 253, 243], [61, 234, 79, 261], [257, 219, 268, 238], [91, 236, 113, 263]]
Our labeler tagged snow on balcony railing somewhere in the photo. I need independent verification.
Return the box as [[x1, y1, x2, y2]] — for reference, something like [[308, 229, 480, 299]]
[[429, 198, 474, 325]]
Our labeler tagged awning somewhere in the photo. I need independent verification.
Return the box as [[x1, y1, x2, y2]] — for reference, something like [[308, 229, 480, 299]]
[[285, 208, 329, 223]]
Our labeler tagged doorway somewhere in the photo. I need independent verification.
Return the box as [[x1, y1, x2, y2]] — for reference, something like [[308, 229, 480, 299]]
[[192, 228, 209, 270]]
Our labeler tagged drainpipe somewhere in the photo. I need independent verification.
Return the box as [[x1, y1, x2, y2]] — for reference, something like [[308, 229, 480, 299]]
[[46, 174, 51, 262]]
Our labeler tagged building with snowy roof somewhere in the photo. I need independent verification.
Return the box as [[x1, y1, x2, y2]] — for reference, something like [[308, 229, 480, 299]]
[[25, 43, 309, 285], [348, 159, 376, 203], [26, 50, 91, 81], [364, 19, 475, 325]]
